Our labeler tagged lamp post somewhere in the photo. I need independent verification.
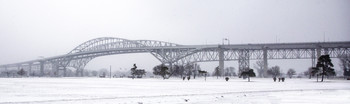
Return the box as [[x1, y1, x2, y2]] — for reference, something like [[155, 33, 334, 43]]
[[222, 38, 230, 45], [110, 65, 112, 79]]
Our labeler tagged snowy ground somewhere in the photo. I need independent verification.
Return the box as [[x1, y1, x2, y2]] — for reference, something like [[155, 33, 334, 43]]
[[0, 77, 349, 104]]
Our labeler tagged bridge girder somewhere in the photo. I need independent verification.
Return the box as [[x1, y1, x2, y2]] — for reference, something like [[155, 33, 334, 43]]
[[174, 47, 350, 75], [176, 48, 350, 63]]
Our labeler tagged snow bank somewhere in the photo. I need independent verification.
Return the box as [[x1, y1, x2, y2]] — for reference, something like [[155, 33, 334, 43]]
[[0, 77, 349, 104]]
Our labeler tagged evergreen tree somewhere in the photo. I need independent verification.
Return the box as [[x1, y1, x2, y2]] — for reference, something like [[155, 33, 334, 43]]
[[240, 68, 256, 82], [153, 64, 170, 79], [130, 64, 137, 78], [312, 55, 335, 82], [17, 68, 26, 77]]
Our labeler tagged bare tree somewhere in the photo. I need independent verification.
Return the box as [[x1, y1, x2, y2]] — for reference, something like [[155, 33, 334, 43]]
[[98, 68, 108, 77], [304, 68, 313, 79], [91, 70, 98, 77], [171, 65, 180, 77], [179, 65, 185, 78], [184, 63, 194, 77], [224, 67, 237, 77], [267, 66, 281, 78], [192, 63, 201, 79], [254, 60, 265, 78], [287, 69, 296, 78], [339, 55, 350, 79], [212, 66, 220, 79]]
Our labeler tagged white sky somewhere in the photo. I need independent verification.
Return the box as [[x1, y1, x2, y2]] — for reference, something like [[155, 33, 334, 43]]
[[0, 0, 349, 73]]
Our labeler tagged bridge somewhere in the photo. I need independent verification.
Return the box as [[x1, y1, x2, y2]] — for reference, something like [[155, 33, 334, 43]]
[[0, 37, 350, 77]]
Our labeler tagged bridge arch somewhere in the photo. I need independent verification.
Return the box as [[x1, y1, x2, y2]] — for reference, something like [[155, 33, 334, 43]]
[[60, 37, 183, 76], [68, 37, 143, 54]]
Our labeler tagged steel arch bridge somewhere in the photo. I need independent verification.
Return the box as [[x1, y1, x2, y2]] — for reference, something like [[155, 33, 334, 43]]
[[1, 37, 350, 77]]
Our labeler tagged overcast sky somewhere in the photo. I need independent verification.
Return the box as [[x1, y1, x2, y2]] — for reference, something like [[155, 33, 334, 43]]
[[0, 0, 349, 73]]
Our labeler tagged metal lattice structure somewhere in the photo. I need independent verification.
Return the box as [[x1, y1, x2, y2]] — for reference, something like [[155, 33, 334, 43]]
[[0, 37, 349, 77]]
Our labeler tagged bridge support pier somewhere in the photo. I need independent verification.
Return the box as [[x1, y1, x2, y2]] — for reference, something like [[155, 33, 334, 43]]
[[40, 61, 44, 77], [312, 48, 322, 67], [219, 48, 225, 76], [238, 50, 250, 74], [312, 49, 316, 67], [80, 68, 84, 77], [52, 64, 67, 77], [52, 64, 58, 77], [63, 67, 67, 77], [28, 63, 32, 77], [263, 48, 268, 78], [311, 48, 323, 67], [317, 48, 321, 58], [169, 62, 173, 72], [4, 66, 7, 72], [75, 68, 84, 77]]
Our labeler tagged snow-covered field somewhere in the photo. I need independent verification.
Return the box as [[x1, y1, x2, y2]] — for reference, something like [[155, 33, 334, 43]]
[[0, 77, 349, 104]]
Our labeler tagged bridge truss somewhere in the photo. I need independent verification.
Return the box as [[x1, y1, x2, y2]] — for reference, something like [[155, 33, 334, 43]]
[[0, 37, 349, 77]]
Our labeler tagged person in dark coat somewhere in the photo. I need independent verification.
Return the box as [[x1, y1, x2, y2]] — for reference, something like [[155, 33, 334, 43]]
[[273, 77, 277, 82]]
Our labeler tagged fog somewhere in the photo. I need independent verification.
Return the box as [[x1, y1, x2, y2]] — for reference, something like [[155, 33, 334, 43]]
[[0, 0, 349, 73]]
